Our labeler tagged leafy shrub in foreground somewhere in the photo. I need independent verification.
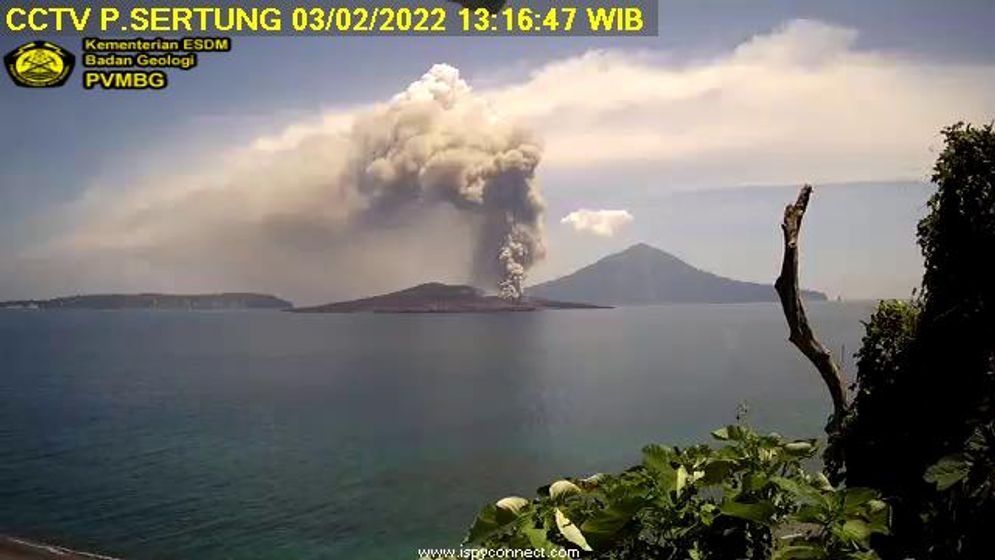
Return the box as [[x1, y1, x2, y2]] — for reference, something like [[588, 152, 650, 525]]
[[463, 426, 888, 559]]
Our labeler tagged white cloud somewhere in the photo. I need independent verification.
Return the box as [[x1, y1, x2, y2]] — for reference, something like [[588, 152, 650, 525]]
[[243, 19, 995, 187], [561, 209, 634, 237], [485, 19, 995, 185]]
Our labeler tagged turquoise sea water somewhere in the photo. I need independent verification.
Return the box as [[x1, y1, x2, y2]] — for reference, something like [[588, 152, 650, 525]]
[[0, 302, 873, 559]]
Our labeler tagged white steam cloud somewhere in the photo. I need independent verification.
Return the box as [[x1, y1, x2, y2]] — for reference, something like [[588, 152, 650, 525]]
[[486, 19, 995, 185], [561, 209, 634, 237]]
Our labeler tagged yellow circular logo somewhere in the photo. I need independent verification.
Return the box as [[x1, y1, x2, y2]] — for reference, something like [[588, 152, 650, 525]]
[[4, 41, 75, 88]]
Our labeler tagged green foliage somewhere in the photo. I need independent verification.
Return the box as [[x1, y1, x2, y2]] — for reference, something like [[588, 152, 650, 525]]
[[831, 122, 995, 558], [463, 426, 888, 559], [824, 300, 919, 481], [456, 122, 993, 559], [918, 422, 995, 558], [918, 122, 995, 320], [852, 300, 919, 399], [924, 423, 995, 500]]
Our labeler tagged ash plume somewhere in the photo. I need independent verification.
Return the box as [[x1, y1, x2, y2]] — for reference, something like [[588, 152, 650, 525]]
[[33, 64, 545, 304], [344, 64, 546, 299]]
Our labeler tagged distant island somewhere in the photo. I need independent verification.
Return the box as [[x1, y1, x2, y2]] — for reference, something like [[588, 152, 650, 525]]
[[0, 293, 293, 310], [0, 244, 828, 312], [290, 283, 609, 314], [529, 243, 828, 305]]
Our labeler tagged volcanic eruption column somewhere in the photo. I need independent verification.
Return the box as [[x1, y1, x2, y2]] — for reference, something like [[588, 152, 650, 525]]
[[344, 64, 546, 299]]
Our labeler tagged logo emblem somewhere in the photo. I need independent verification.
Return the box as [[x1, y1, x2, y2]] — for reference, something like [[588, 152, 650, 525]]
[[4, 41, 75, 88]]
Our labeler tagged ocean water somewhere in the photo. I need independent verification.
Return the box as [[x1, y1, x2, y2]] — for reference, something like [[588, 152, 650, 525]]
[[0, 302, 873, 559]]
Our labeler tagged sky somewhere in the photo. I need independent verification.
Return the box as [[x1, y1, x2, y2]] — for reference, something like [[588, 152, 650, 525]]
[[1, 0, 993, 304]]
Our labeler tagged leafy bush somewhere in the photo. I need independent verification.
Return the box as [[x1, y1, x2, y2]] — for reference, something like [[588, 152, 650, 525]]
[[918, 421, 995, 558], [824, 300, 919, 482], [830, 122, 995, 558], [462, 426, 888, 559], [918, 122, 995, 322], [455, 123, 992, 559]]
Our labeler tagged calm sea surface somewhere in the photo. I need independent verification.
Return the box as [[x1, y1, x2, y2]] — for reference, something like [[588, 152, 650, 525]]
[[0, 303, 873, 559]]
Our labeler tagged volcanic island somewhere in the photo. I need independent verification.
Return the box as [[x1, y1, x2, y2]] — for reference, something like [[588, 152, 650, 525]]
[[289, 283, 610, 313]]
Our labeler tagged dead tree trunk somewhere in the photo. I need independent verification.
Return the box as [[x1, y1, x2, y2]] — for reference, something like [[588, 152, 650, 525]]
[[775, 185, 849, 427]]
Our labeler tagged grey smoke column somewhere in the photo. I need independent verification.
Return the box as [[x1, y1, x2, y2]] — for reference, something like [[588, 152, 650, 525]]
[[345, 64, 545, 299]]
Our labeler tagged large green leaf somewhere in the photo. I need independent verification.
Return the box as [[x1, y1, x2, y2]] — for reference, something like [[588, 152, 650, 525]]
[[770, 476, 804, 497], [842, 488, 879, 513], [712, 425, 746, 441], [838, 519, 872, 544], [791, 503, 827, 525], [578, 473, 606, 490], [549, 480, 582, 502], [741, 472, 769, 494], [772, 476, 829, 507], [580, 496, 646, 543], [465, 504, 516, 544], [642, 444, 676, 471], [813, 472, 834, 491], [718, 499, 777, 525], [495, 496, 529, 516], [702, 458, 736, 485], [862, 500, 890, 536], [555, 508, 593, 551], [643, 444, 679, 492], [698, 502, 719, 526], [465, 497, 533, 544], [675, 465, 689, 494], [521, 523, 565, 556], [923, 453, 972, 491], [783, 440, 817, 457]]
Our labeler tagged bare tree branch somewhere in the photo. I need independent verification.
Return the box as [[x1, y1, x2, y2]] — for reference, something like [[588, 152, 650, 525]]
[[775, 185, 849, 427]]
